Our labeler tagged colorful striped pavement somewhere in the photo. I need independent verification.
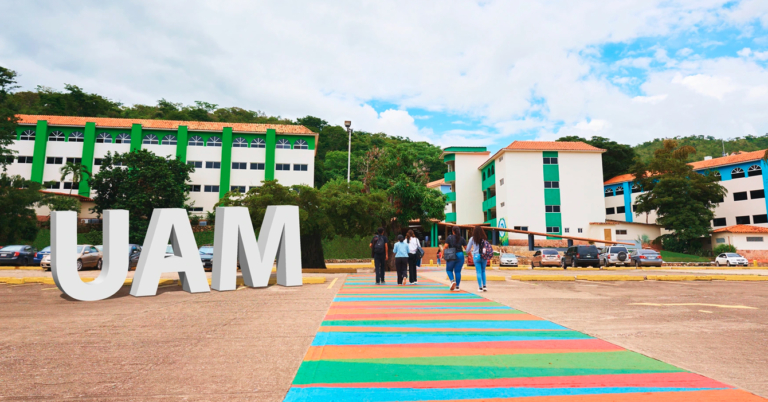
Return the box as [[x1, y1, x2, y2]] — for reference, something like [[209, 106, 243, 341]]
[[284, 273, 765, 401]]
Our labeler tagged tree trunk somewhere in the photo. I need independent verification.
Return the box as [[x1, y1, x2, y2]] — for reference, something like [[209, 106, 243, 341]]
[[301, 234, 327, 268]]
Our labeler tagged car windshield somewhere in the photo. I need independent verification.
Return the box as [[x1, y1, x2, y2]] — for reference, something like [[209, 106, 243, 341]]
[[77, 246, 84, 253], [41, 246, 50, 252], [200, 247, 214, 254], [578, 246, 598, 253], [609, 247, 627, 253], [543, 250, 558, 255], [501, 253, 515, 258], [166, 245, 174, 254], [1, 245, 24, 251], [95, 246, 103, 251], [725, 253, 742, 258]]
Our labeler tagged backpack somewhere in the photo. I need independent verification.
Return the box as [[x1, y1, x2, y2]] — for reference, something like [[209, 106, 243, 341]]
[[373, 235, 386, 254], [481, 239, 494, 261]]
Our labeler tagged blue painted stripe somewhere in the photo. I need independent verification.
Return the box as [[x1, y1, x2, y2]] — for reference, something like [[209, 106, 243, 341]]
[[334, 297, 482, 302], [284, 386, 727, 402], [311, 331, 591, 346], [321, 321, 567, 330]]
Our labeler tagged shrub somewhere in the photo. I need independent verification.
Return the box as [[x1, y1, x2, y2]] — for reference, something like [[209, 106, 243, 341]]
[[713, 244, 737, 255], [190, 215, 201, 226]]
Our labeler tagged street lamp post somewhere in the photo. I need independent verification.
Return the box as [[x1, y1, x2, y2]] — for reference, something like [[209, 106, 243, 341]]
[[344, 120, 352, 183]]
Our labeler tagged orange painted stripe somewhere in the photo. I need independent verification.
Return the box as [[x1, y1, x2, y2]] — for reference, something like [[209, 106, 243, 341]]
[[324, 314, 543, 320], [419, 389, 767, 402], [318, 326, 555, 333], [306, 347, 617, 360]]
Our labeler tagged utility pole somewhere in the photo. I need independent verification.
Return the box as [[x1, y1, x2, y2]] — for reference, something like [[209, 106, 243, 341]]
[[722, 139, 726, 157], [344, 121, 352, 182]]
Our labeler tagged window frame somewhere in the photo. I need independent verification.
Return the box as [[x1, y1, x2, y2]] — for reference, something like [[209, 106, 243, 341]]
[[207, 136, 222, 147], [712, 217, 727, 227], [161, 135, 177, 145], [733, 191, 748, 201], [294, 139, 309, 150], [748, 164, 762, 176], [142, 134, 159, 145], [276, 139, 291, 149], [735, 215, 751, 225], [48, 130, 65, 142], [205, 161, 221, 169], [232, 137, 248, 148], [20, 130, 35, 141], [69, 131, 84, 142], [251, 138, 266, 148], [731, 167, 746, 179], [189, 136, 205, 146], [96, 132, 112, 143]]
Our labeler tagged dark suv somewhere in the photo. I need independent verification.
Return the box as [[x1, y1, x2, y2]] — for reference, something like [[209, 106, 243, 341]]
[[561, 245, 600, 268]]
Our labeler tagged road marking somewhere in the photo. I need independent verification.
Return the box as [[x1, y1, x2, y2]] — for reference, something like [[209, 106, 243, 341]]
[[158, 284, 177, 288], [9, 284, 32, 287], [327, 278, 338, 289], [42, 287, 59, 291], [236, 285, 247, 291], [699, 310, 713, 313], [630, 303, 757, 310]]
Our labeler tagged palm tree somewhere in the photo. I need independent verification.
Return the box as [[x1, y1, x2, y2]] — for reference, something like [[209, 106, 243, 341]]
[[59, 162, 91, 195]]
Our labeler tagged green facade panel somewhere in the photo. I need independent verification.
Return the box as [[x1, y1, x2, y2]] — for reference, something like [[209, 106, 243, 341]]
[[176, 126, 188, 162], [446, 191, 456, 202], [443, 147, 487, 153], [444, 171, 456, 183], [78, 122, 97, 197], [543, 165, 560, 181], [219, 127, 233, 198], [443, 153, 455, 162], [481, 175, 495, 191], [543, 151, 559, 158], [482, 195, 496, 211], [544, 189, 561, 205], [276, 134, 315, 150], [130, 124, 142, 152], [265, 129, 276, 181], [445, 212, 456, 223], [30, 120, 48, 183]]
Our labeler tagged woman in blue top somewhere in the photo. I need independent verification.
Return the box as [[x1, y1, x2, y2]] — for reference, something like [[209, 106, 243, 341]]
[[467, 225, 488, 292], [393, 234, 410, 285], [446, 226, 467, 291]]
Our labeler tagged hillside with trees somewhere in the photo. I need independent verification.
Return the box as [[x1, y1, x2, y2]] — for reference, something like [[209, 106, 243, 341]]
[[633, 135, 768, 164]]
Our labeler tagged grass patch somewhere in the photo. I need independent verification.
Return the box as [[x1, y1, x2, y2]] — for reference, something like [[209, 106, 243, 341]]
[[194, 231, 215, 246], [660, 250, 711, 262], [323, 236, 371, 259]]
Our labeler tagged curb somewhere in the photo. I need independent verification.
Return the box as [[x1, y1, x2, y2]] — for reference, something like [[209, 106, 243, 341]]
[[508, 275, 576, 281], [576, 275, 644, 281]]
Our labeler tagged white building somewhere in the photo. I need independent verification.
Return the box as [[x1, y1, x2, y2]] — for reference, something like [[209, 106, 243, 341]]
[[7, 115, 317, 216]]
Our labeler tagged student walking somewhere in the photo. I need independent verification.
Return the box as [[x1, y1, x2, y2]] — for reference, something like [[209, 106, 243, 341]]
[[444, 226, 467, 291], [393, 235, 409, 285], [406, 230, 421, 284], [467, 225, 491, 292], [369, 227, 389, 285], [436, 245, 442, 267]]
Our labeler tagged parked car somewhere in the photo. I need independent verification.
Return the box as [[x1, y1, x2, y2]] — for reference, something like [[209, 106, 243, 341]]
[[561, 245, 601, 268], [42, 245, 102, 271], [165, 245, 175, 258], [600, 246, 630, 267], [0, 245, 37, 266], [199, 245, 214, 268], [715, 253, 748, 267], [129, 247, 141, 269], [34, 246, 51, 265], [531, 249, 560, 267], [499, 253, 518, 267], [630, 249, 663, 267]]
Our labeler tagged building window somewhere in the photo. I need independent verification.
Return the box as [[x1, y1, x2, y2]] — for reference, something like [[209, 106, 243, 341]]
[[249, 186, 260, 191], [631, 184, 641, 193], [187, 161, 202, 169], [276, 163, 290, 171], [204, 185, 219, 193], [632, 205, 638, 212], [46, 157, 63, 165], [142, 134, 159, 145], [513, 226, 529, 231], [205, 161, 221, 169], [615, 186, 624, 195], [543, 157, 558, 165], [115, 133, 131, 144], [731, 167, 745, 179], [250, 163, 265, 170], [294, 139, 309, 150], [715, 195, 724, 203], [500, 178, 504, 186], [545, 205, 560, 213], [94, 158, 102, 166], [230, 186, 246, 192], [736, 215, 751, 225], [712, 170, 721, 181], [20, 130, 35, 140], [207, 136, 222, 147], [293, 164, 308, 171], [577, 228, 583, 233], [251, 138, 266, 148], [544, 181, 559, 188], [189, 136, 204, 146], [605, 188, 614, 197], [45, 181, 61, 189], [606, 207, 615, 215], [69, 131, 84, 142], [276, 139, 291, 149], [233, 137, 248, 148], [712, 217, 726, 227], [66, 157, 82, 165], [189, 185, 201, 192], [500, 202, 505, 207], [747, 236, 764, 242], [189, 207, 203, 212], [564, 228, 570, 233], [48, 131, 65, 142], [232, 162, 247, 170], [617, 206, 626, 214], [715, 238, 725, 244], [63, 182, 79, 190], [616, 230, 628, 235], [751, 189, 765, 199], [482, 172, 485, 180], [17, 156, 33, 163], [546, 226, 559, 233], [161, 135, 177, 145], [96, 132, 112, 143], [734, 191, 748, 201], [753, 214, 768, 224], [748, 165, 762, 176]]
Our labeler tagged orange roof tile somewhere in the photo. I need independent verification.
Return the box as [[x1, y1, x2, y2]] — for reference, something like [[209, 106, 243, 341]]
[[604, 174, 637, 185], [712, 225, 768, 234], [504, 141, 605, 152], [427, 178, 445, 188], [17, 114, 315, 135], [689, 150, 766, 170]]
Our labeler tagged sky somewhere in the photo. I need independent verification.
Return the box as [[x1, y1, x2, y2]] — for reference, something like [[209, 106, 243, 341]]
[[2, 1, 768, 153]]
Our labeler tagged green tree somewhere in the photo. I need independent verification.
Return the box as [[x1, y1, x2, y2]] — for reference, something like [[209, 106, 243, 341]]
[[15, 84, 123, 117], [37, 194, 81, 215], [0, 66, 20, 168], [89, 149, 193, 243], [59, 162, 91, 195], [557, 135, 636, 180], [296, 116, 328, 133], [0, 175, 42, 244], [631, 139, 726, 253]]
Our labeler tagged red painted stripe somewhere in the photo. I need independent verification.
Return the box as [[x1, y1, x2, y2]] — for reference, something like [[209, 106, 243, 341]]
[[415, 389, 766, 402], [324, 313, 542, 320]]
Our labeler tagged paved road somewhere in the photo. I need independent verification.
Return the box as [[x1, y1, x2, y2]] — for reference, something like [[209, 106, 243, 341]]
[[284, 273, 766, 401]]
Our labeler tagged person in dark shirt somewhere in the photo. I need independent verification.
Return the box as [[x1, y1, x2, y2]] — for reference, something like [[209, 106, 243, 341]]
[[369, 227, 389, 284]]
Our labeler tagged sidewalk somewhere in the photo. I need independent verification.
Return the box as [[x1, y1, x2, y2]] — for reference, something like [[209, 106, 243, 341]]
[[283, 273, 765, 401]]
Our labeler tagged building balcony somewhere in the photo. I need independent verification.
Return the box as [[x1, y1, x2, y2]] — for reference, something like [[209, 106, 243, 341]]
[[446, 191, 456, 203], [444, 171, 456, 183], [481, 174, 495, 191], [482, 196, 496, 211], [445, 212, 456, 223], [484, 218, 497, 227]]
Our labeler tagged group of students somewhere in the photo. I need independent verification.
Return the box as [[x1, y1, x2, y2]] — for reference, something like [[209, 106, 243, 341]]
[[370, 225, 493, 291]]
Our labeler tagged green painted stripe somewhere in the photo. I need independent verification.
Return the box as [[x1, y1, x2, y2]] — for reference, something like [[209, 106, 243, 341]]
[[176, 126, 188, 163], [265, 128, 276, 181], [543, 164, 559, 181], [543, 151, 559, 158], [130, 123, 142, 152], [78, 122, 97, 197], [30, 120, 48, 183], [219, 127, 233, 198]]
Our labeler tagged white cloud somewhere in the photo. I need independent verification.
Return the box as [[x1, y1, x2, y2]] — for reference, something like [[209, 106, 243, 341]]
[[632, 94, 668, 104], [738, 47, 753, 57], [671, 73, 738, 100], [677, 48, 694, 57]]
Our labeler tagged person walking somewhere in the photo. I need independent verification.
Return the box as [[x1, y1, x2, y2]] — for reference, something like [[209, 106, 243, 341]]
[[406, 230, 421, 285], [369, 227, 388, 285], [467, 225, 490, 292], [444, 226, 467, 291], [393, 235, 409, 285], [436, 242, 443, 267]]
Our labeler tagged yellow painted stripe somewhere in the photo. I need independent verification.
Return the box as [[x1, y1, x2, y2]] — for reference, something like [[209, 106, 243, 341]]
[[630, 302, 757, 310], [327, 278, 338, 289]]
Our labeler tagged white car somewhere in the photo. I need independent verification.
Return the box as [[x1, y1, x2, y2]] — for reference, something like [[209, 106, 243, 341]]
[[715, 253, 748, 267], [500, 253, 518, 267]]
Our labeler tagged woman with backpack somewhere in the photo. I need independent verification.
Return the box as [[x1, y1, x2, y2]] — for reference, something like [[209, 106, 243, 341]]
[[393, 234, 410, 285], [467, 225, 490, 292], [444, 226, 467, 291], [406, 230, 421, 284]]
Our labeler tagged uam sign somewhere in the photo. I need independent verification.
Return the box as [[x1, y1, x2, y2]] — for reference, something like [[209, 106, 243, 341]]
[[51, 206, 302, 301]]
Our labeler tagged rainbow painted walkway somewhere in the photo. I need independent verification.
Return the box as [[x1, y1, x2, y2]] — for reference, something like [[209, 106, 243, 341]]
[[284, 274, 765, 401]]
